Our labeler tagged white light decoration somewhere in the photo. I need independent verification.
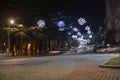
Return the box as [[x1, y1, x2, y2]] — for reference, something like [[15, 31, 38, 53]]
[[78, 17, 86, 25], [77, 37, 81, 41], [87, 39, 90, 43], [59, 27, 64, 31], [81, 35, 84, 39], [87, 30, 92, 34], [67, 32, 71, 35], [57, 21, 65, 27], [69, 26, 73, 28], [85, 26, 90, 31], [89, 35, 92, 38], [37, 19, 45, 28], [99, 27, 102, 30], [73, 27, 78, 32], [72, 35, 78, 39]]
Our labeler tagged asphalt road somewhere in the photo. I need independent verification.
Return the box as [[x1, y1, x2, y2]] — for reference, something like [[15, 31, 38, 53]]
[[0, 54, 119, 80]]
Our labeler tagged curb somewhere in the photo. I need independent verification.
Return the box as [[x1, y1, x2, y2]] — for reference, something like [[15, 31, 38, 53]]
[[99, 64, 120, 68], [99, 57, 120, 68]]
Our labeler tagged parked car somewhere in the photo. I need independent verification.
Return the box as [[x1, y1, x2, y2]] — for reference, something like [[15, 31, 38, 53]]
[[96, 45, 120, 53], [70, 47, 77, 52]]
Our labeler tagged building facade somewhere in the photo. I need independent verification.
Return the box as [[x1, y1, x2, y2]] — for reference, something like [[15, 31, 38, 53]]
[[105, 0, 120, 44]]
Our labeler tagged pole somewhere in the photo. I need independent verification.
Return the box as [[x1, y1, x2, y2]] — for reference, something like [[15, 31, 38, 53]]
[[8, 24, 10, 54]]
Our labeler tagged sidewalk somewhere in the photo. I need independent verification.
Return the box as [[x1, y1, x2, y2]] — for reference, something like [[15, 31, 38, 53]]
[[0, 56, 35, 60]]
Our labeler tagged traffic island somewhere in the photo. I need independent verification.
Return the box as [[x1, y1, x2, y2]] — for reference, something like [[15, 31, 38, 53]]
[[99, 56, 120, 68]]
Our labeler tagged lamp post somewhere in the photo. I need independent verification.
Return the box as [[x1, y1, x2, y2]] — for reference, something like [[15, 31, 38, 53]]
[[8, 19, 15, 55], [18, 24, 24, 55]]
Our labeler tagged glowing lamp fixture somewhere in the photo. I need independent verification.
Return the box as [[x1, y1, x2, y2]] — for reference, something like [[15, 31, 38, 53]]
[[10, 20, 15, 24]]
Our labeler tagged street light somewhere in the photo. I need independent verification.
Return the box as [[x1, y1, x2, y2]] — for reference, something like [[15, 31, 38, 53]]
[[8, 19, 15, 54], [18, 24, 24, 55]]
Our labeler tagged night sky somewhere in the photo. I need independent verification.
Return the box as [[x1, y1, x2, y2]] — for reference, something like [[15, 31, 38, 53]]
[[0, 0, 106, 28]]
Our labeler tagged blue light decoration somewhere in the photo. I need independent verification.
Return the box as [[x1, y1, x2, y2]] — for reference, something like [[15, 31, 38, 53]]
[[57, 21, 65, 27], [77, 32, 81, 36], [73, 27, 78, 32], [81, 35, 84, 39], [37, 19, 45, 28]]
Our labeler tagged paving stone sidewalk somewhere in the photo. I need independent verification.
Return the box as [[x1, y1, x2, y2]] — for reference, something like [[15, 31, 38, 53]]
[[60, 59, 120, 80]]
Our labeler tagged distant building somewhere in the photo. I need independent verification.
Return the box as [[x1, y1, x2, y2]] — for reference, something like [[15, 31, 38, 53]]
[[105, 0, 120, 44]]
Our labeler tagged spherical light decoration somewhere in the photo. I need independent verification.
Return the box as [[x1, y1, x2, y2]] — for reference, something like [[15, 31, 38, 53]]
[[57, 21, 65, 27], [59, 27, 64, 31], [89, 35, 92, 38], [67, 32, 71, 35], [87, 30, 92, 34], [87, 39, 90, 43], [73, 27, 78, 32], [72, 35, 78, 39], [78, 17, 86, 25], [81, 35, 84, 39], [77, 32, 81, 36], [77, 37, 81, 41], [37, 20, 45, 28], [85, 26, 90, 31], [69, 26, 73, 28], [99, 27, 102, 30]]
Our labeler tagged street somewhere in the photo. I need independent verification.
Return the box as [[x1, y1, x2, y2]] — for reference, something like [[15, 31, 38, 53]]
[[0, 54, 120, 80]]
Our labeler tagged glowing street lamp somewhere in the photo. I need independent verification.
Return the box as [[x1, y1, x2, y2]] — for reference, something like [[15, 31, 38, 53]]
[[8, 19, 15, 54], [10, 20, 15, 24]]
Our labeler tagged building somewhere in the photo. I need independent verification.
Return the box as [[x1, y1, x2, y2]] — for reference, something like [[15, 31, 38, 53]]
[[105, 0, 120, 44]]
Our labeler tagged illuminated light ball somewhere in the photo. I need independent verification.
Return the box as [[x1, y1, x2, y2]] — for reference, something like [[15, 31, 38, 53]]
[[59, 27, 64, 31], [87, 39, 90, 43], [87, 30, 92, 34], [89, 35, 92, 38], [72, 35, 78, 39], [57, 21, 65, 27], [77, 32, 81, 36], [69, 26, 73, 28], [37, 19, 45, 28], [101, 34, 104, 37], [73, 27, 78, 32], [67, 32, 71, 35], [85, 26, 90, 31], [81, 35, 84, 39], [99, 27, 102, 30], [78, 17, 86, 25], [77, 37, 81, 41]]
